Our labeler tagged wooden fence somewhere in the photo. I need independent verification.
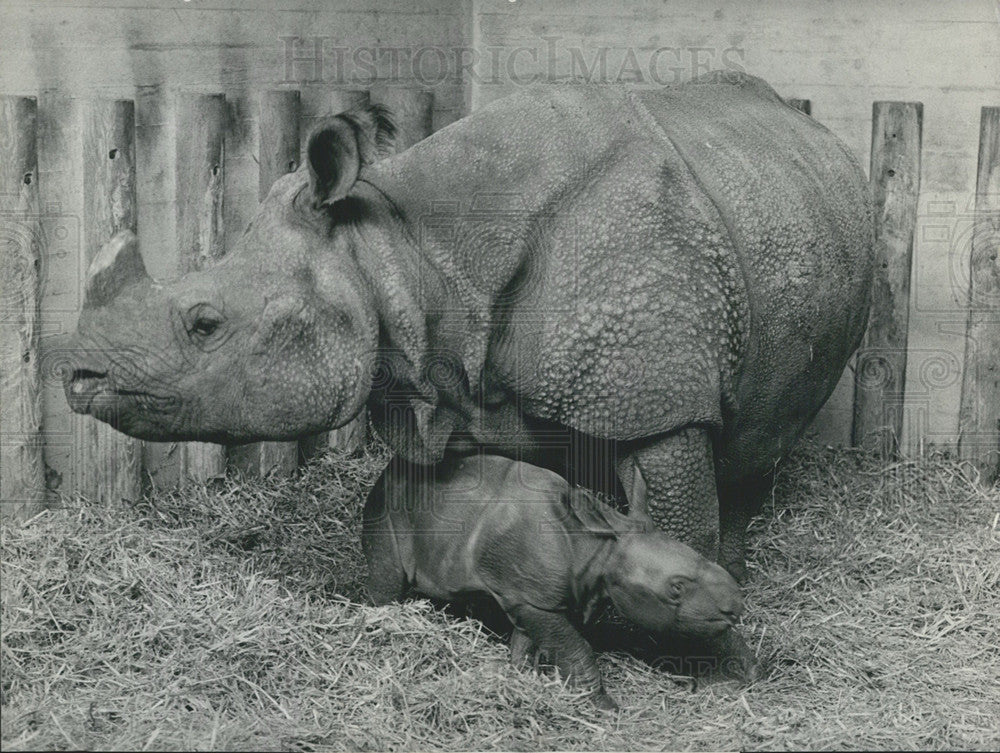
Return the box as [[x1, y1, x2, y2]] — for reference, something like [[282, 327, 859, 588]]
[[1, 93, 997, 519]]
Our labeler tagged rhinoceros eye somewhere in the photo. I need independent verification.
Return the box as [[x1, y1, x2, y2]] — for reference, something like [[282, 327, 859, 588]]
[[668, 580, 685, 598], [184, 303, 225, 345], [192, 318, 219, 337]]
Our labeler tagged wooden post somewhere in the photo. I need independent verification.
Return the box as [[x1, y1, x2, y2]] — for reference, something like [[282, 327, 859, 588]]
[[0, 96, 46, 518], [299, 89, 373, 463], [175, 92, 228, 485], [330, 88, 370, 116], [258, 91, 300, 201], [958, 106, 1000, 485], [230, 90, 301, 479], [77, 99, 144, 502], [36, 91, 83, 500], [787, 98, 811, 116], [852, 101, 923, 457]]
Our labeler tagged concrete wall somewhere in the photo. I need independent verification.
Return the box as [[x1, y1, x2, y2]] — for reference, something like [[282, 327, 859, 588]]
[[467, 0, 1000, 452], [0, 0, 467, 491]]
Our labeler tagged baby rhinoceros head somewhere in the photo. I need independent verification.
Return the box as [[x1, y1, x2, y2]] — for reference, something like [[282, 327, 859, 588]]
[[605, 535, 743, 638], [564, 489, 743, 638]]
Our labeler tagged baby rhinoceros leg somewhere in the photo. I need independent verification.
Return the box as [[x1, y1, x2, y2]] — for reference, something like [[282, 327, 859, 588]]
[[508, 604, 617, 711], [364, 541, 408, 605], [361, 476, 409, 605], [510, 626, 537, 670]]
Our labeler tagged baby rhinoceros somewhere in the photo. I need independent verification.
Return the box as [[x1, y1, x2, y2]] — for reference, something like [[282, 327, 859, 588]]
[[362, 454, 743, 709]]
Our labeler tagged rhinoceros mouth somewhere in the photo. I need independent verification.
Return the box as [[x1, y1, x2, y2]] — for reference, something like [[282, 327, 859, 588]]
[[672, 615, 739, 639], [66, 369, 179, 422]]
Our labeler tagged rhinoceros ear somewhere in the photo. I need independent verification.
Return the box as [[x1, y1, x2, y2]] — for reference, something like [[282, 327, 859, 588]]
[[306, 105, 396, 209], [565, 489, 648, 538], [83, 230, 151, 309]]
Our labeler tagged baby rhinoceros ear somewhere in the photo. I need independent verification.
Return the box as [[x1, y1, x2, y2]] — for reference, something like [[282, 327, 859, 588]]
[[564, 488, 648, 538], [306, 104, 396, 209]]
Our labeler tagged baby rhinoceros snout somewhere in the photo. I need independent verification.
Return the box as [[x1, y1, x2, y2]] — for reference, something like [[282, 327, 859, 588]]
[[673, 557, 744, 638], [607, 536, 744, 639], [702, 560, 745, 627]]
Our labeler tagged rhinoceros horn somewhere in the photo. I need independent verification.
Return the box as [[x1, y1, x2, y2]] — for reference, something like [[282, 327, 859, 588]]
[[83, 230, 151, 309]]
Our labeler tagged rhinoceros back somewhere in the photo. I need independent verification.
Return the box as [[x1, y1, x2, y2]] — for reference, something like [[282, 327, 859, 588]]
[[633, 72, 874, 475], [395, 456, 577, 610]]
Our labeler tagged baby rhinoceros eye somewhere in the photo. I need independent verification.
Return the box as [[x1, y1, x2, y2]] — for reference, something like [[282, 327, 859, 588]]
[[668, 580, 685, 598]]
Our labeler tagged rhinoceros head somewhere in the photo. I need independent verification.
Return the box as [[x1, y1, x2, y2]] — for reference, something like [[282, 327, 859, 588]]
[[63, 106, 397, 444], [606, 534, 744, 638], [564, 488, 742, 636]]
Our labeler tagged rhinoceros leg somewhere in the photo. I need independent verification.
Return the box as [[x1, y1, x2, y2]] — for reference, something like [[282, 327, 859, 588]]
[[618, 429, 761, 682], [626, 427, 720, 561], [717, 474, 771, 585], [363, 544, 408, 605], [361, 475, 409, 605], [510, 626, 536, 668], [508, 604, 617, 710]]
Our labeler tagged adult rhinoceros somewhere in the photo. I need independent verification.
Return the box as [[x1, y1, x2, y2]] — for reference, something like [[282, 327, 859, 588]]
[[64, 72, 873, 585]]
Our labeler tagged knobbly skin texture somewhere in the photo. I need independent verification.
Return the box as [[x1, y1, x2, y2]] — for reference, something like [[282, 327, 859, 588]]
[[64, 71, 873, 587], [362, 454, 743, 709]]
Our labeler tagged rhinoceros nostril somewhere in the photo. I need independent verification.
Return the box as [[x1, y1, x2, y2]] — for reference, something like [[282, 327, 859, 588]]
[[70, 369, 108, 391], [65, 369, 112, 413], [720, 599, 744, 623]]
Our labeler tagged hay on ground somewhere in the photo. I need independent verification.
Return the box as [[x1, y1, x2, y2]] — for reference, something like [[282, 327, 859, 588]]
[[1, 443, 998, 751]]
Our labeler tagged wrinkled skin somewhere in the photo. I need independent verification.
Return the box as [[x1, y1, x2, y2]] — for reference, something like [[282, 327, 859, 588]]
[[64, 72, 873, 636], [65, 176, 378, 445], [363, 454, 743, 709]]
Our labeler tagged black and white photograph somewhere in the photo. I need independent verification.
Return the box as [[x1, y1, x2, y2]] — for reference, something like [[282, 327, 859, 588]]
[[1, 1, 997, 750]]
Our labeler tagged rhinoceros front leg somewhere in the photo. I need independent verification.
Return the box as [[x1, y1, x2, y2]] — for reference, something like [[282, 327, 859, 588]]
[[624, 427, 720, 561], [508, 604, 617, 711], [622, 427, 763, 584], [619, 428, 761, 683]]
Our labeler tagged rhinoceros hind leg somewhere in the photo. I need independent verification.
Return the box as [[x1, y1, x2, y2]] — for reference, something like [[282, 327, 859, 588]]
[[627, 427, 720, 560], [508, 604, 616, 710]]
